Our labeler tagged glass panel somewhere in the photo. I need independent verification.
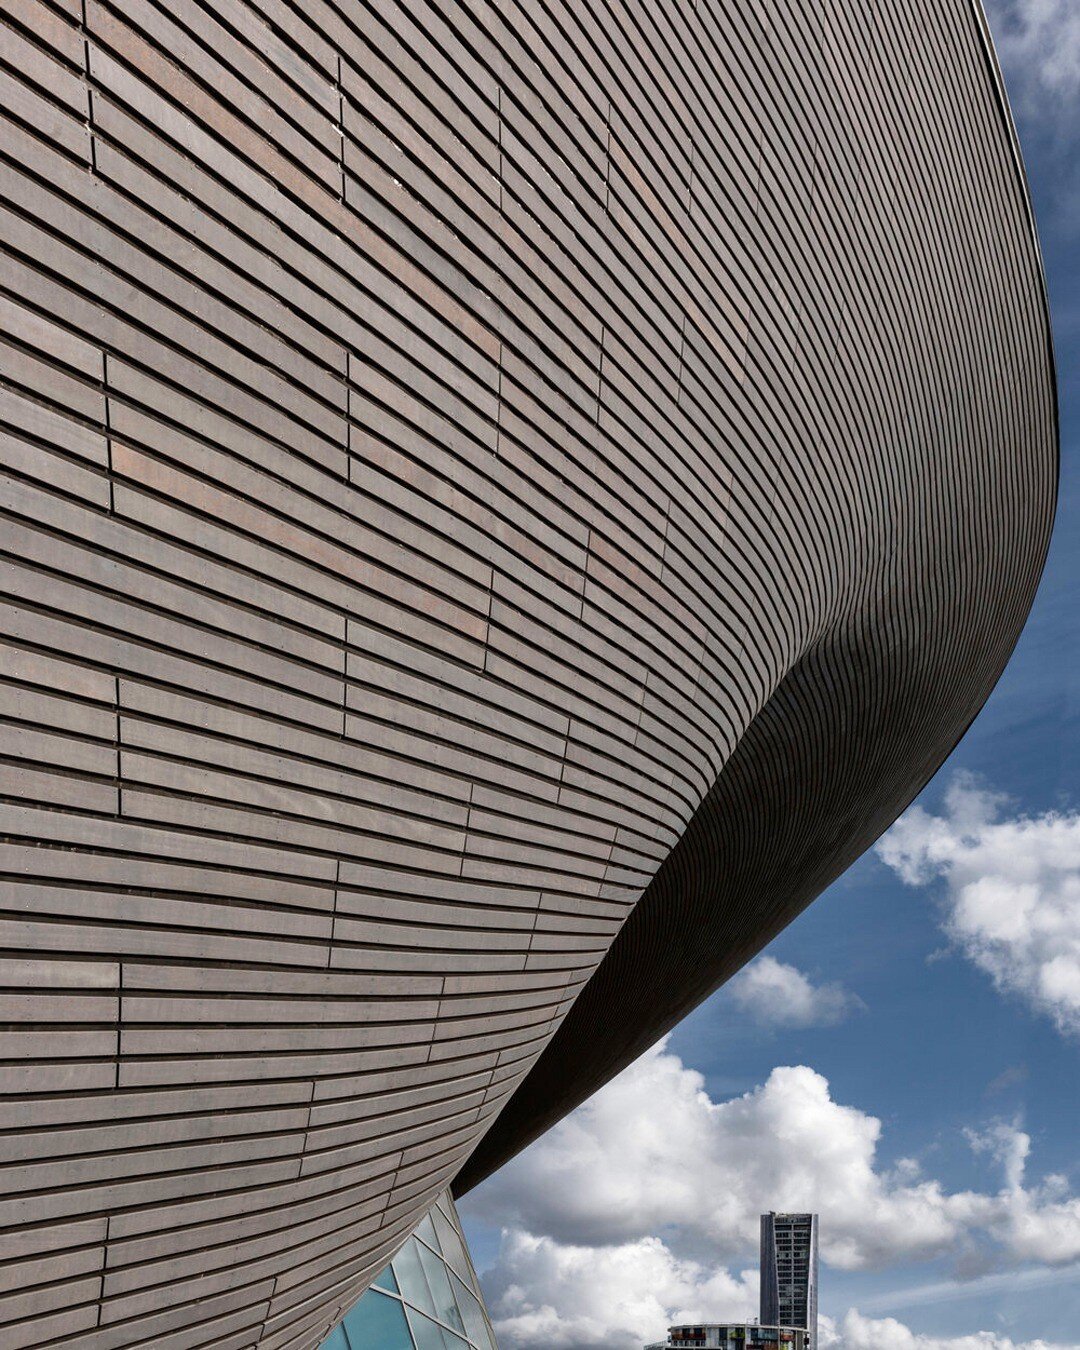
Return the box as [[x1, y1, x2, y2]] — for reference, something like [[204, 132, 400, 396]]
[[415, 1234, 466, 1334], [392, 1238, 438, 1320], [415, 1211, 440, 1253], [406, 1308, 450, 1350], [341, 1289, 414, 1350], [451, 1272, 495, 1350], [443, 1197, 485, 1295], [319, 1194, 498, 1350], [373, 1263, 400, 1294], [431, 1205, 473, 1289]]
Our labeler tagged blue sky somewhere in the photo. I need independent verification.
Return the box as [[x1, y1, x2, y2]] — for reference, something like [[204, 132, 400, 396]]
[[461, 6, 1080, 1348]]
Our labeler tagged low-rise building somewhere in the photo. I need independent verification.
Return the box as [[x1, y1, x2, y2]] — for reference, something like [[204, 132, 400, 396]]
[[647, 1322, 807, 1350]]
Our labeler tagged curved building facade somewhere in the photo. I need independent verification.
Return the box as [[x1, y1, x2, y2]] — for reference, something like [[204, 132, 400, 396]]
[[0, 0, 1055, 1345]]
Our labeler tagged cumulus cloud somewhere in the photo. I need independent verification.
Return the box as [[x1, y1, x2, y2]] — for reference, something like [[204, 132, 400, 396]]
[[482, 1229, 1080, 1350], [466, 1043, 1080, 1284], [728, 956, 859, 1028], [484, 1247, 1071, 1350], [472, 1044, 968, 1268], [484, 1243, 1080, 1350], [966, 1122, 1031, 1192], [484, 1231, 757, 1350], [986, 0, 1080, 132], [821, 1310, 1076, 1350], [877, 775, 1080, 1037]]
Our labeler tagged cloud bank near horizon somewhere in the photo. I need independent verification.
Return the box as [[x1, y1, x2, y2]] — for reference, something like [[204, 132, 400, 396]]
[[821, 1310, 1076, 1350], [466, 1041, 1080, 1349]]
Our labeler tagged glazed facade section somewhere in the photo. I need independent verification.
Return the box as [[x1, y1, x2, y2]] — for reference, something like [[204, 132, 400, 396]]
[[320, 1191, 497, 1350], [0, 0, 1055, 1348]]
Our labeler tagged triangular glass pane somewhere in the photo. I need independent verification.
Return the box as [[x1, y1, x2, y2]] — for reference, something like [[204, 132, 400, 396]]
[[340, 1289, 413, 1350], [415, 1211, 441, 1254], [373, 1263, 400, 1294]]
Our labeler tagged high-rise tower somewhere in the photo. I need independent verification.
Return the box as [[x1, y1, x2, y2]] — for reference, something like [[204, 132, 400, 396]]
[[760, 1214, 819, 1350]]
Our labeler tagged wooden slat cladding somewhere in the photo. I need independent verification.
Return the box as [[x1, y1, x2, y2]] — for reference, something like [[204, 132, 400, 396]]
[[0, 0, 1056, 1343]]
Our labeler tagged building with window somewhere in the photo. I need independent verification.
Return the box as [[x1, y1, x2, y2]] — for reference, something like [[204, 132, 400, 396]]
[[0, 0, 1056, 1343], [641, 1213, 818, 1350], [761, 1214, 819, 1350], [647, 1323, 807, 1350]]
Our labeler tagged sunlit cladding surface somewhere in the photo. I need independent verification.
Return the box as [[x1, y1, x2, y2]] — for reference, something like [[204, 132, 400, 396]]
[[0, 0, 1056, 1344]]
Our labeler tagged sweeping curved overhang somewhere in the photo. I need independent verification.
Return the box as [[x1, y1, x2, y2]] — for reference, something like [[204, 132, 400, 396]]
[[0, 0, 1055, 1345]]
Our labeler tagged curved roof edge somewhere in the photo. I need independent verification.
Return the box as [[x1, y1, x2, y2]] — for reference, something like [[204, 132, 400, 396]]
[[454, 3, 1061, 1199], [968, 0, 1060, 493]]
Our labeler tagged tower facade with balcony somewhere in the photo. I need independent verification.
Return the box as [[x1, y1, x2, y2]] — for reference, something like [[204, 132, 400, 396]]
[[760, 1214, 819, 1350]]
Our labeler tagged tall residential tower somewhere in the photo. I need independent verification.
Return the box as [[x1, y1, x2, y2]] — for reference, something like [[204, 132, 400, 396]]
[[761, 1214, 819, 1350]]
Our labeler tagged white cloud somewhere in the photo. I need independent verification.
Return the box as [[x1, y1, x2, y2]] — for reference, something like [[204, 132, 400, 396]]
[[821, 1310, 1077, 1350], [728, 956, 859, 1028], [466, 1043, 1080, 1284], [482, 1240, 1080, 1350], [986, 1, 1080, 130], [966, 1122, 1030, 1192], [484, 1230, 757, 1350], [471, 1043, 965, 1269], [877, 775, 1080, 1037], [469, 1045, 1080, 1349]]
